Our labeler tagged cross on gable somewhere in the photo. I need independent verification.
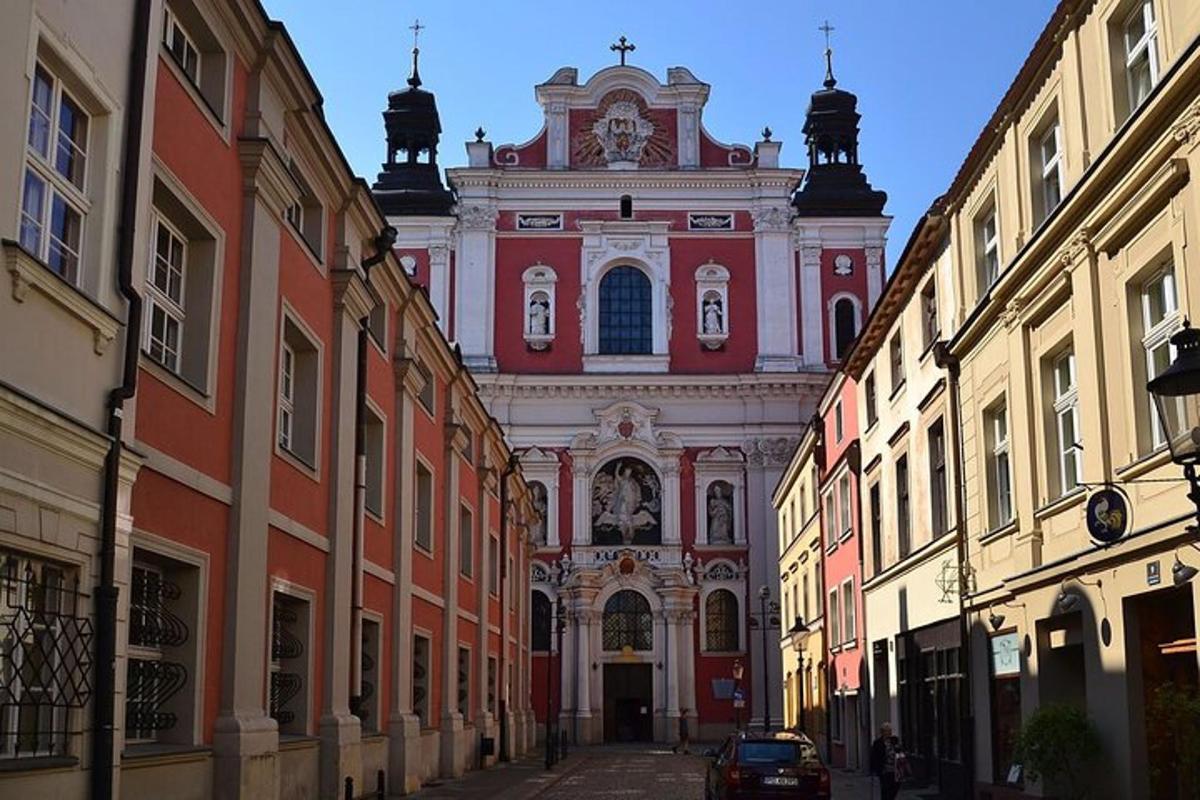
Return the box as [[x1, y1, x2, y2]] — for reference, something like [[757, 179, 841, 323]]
[[610, 35, 636, 66]]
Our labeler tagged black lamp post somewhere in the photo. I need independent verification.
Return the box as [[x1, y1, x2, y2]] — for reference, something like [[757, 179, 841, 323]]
[[748, 585, 781, 733], [732, 659, 744, 731], [545, 597, 566, 769], [1146, 320, 1200, 585]]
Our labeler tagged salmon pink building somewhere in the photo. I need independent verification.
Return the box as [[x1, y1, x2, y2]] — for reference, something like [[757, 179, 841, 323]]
[[376, 45, 890, 743]]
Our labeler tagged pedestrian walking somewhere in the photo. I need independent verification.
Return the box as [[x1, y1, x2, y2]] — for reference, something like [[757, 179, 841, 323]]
[[671, 710, 691, 755], [869, 722, 903, 800]]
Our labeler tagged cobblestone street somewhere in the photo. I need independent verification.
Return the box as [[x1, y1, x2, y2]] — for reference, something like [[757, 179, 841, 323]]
[[410, 745, 931, 800]]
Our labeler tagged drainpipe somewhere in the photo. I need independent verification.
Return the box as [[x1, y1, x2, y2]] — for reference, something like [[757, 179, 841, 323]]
[[497, 450, 519, 761], [847, 440, 867, 771], [93, 3, 151, 799], [933, 341, 974, 795], [350, 227, 396, 713]]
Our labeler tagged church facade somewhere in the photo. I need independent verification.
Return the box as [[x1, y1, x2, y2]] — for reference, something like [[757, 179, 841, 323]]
[[375, 46, 890, 744]]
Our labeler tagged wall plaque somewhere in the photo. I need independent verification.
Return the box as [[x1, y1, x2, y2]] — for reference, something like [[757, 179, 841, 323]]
[[688, 213, 734, 231], [516, 213, 564, 231]]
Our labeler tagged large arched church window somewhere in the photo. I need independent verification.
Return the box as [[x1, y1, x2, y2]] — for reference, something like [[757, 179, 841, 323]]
[[531, 590, 551, 652], [591, 457, 662, 546], [602, 590, 653, 651], [834, 297, 859, 360], [705, 589, 739, 652], [598, 266, 652, 355]]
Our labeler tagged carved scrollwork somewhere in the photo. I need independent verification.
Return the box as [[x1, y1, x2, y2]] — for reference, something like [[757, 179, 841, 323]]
[[457, 204, 497, 231], [751, 206, 793, 232]]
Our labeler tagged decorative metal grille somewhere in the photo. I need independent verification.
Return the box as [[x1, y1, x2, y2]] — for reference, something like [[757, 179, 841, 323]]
[[125, 658, 188, 736], [272, 606, 303, 661], [269, 672, 301, 725], [705, 589, 739, 652], [269, 603, 303, 727], [598, 266, 653, 355], [602, 590, 652, 651], [129, 568, 188, 648], [0, 551, 92, 759]]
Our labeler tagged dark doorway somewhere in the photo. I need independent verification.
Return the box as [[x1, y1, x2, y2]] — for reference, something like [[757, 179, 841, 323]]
[[603, 663, 653, 742]]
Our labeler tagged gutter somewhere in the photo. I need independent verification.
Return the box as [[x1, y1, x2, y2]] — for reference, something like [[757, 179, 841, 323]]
[[933, 342, 974, 795], [93, 2, 151, 798], [497, 450, 519, 761]]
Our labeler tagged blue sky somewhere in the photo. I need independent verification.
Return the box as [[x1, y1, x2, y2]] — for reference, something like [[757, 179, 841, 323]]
[[263, 1, 1057, 256]]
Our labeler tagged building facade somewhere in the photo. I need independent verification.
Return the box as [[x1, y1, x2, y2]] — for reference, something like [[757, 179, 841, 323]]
[[377, 52, 890, 743], [2, 2, 537, 799], [941, 1, 1200, 797], [774, 423, 827, 755]]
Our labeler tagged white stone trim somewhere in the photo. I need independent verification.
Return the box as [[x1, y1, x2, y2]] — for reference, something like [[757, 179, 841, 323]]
[[519, 447, 560, 549], [693, 447, 746, 545], [698, 579, 746, 656], [521, 263, 557, 351], [694, 262, 731, 349], [827, 291, 864, 363], [579, 221, 671, 361]]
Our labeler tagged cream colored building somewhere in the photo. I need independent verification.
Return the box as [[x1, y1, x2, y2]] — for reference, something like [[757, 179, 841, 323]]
[[842, 208, 967, 794], [774, 427, 827, 753], [938, 0, 1200, 797]]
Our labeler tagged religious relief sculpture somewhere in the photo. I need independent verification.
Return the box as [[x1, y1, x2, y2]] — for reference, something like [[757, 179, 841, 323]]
[[522, 264, 557, 350], [529, 481, 548, 546], [573, 89, 674, 168], [528, 295, 550, 336], [702, 293, 724, 335], [706, 481, 734, 544], [591, 457, 662, 546]]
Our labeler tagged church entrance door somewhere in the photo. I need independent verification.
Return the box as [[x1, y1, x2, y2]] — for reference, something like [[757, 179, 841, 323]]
[[603, 663, 653, 742]]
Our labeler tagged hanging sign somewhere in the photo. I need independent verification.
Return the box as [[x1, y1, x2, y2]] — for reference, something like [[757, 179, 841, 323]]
[[1085, 485, 1130, 546]]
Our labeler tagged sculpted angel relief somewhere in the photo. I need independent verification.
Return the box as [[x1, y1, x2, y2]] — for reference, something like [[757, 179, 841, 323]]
[[591, 457, 662, 545], [571, 89, 675, 168]]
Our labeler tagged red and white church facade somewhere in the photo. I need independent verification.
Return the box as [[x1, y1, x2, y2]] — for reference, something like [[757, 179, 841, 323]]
[[374, 49, 890, 743]]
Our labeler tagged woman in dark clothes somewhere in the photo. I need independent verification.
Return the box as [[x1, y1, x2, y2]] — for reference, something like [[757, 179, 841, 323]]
[[869, 722, 902, 800]]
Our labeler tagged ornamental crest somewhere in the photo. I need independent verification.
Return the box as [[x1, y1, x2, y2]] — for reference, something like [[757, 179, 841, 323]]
[[574, 90, 673, 168]]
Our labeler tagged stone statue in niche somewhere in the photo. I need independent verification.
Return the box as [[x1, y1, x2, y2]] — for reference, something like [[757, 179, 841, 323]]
[[591, 457, 662, 546], [529, 482, 548, 546], [528, 295, 550, 335], [707, 481, 734, 544], [703, 293, 724, 335]]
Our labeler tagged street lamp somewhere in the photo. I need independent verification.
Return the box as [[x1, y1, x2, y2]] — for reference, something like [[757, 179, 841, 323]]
[[749, 585, 780, 733], [545, 597, 566, 769], [1147, 320, 1200, 524]]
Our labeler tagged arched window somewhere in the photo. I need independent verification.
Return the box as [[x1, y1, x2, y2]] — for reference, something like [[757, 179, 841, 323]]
[[531, 591, 551, 652], [598, 266, 652, 355], [834, 297, 858, 360], [705, 589, 739, 652], [602, 590, 653, 651]]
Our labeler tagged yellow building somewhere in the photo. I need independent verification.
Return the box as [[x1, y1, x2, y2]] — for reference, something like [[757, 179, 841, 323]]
[[774, 426, 827, 754], [935, 1, 1200, 797]]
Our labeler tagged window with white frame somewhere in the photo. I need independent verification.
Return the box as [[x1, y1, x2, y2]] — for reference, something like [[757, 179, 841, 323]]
[[364, 405, 385, 518], [1037, 120, 1063, 222], [1140, 265, 1181, 450], [986, 400, 1013, 528], [412, 634, 430, 726], [459, 504, 474, 578], [920, 278, 939, 351], [162, 6, 200, 83], [270, 591, 310, 736], [277, 316, 320, 467], [705, 589, 740, 652], [1123, 0, 1159, 112], [929, 418, 948, 536], [21, 63, 88, 284], [358, 619, 380, 732], [896, 454, 911, 559], [160, 1, 229, 121], [1052, 349, 1081, 495], [833, 297, 859, 360], [285, 161, 324, 259], [823, 491, 837, 547], [890, 331, 905, 395], [145, 217, 187, 373], [838, 474, 852, 538], [489, 537, 500, 597], [415, 461, 433, 552], [841, 579, 855, 644], [865, 372, 878, 428], [834, 401, 844, 443], [828, 587, 841, 648], [976, 203, 1000, 292], [456, 646, 470, 720]]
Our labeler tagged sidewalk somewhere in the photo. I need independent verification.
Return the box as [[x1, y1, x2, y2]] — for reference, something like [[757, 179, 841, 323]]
[[830, 769, 934, 800], [408, 752, 589, 800]]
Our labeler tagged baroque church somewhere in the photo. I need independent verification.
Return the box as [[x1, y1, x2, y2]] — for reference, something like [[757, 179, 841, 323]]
[[373, 37, 889, 743]]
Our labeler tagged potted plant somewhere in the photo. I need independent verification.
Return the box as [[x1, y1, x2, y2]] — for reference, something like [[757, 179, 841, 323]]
[[1013, 703, 1102, 800]]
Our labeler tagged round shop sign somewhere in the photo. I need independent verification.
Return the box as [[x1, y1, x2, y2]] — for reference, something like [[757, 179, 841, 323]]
[[1086, 486, 1130, 546]]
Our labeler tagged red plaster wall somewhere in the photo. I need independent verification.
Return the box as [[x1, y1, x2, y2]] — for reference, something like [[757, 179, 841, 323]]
[[494, 129, 548, 169], [821, 248, 870, 368], [699, 130, 753, 167], [494, 237, 583, 373], [668, 237, 757, 374]]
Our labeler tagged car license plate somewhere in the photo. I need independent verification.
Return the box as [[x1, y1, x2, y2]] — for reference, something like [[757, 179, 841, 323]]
[[763, 776, 799, 787]]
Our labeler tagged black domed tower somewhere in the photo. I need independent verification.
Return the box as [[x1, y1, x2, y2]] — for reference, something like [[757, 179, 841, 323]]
[[372, 45, 454, 216], [791, 48, 886, 217]]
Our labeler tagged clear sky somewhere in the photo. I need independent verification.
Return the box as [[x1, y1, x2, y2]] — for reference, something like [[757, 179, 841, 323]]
[[262, 0, 1058, 257]]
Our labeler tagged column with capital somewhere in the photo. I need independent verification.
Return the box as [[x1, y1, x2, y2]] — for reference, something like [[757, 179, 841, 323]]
[[753, 206, 801, 371], [454, 203, 497, 371], [572, 595, 599, 743], [798, 243, 824, 366], [427, 242, 451, 327]]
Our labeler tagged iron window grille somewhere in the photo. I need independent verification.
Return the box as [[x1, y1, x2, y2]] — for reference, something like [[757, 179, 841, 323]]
[[0, 551, 92, 760], [125, 564, 189, 742], [269, 602, 303, 727], [598, 266, 653, 355], [531, 591, 552, 652], [705, 590, 739, 652], [602, 590, 653, 652]]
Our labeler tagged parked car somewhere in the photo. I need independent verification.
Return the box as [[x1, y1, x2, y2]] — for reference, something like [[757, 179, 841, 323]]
[[703, 731, 831, 799]]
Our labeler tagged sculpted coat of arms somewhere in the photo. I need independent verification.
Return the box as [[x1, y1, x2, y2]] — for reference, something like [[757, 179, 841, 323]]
[[573, 89, 674, 168]]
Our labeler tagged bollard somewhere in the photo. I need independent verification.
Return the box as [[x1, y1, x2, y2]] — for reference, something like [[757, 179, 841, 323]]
[[344, 775, 354, 800], [375, 769, 385, 799], [559, 729, 568, 760]]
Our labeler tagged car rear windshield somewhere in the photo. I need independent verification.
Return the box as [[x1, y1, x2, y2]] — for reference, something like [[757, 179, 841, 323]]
[[737, 741, 801, 764]]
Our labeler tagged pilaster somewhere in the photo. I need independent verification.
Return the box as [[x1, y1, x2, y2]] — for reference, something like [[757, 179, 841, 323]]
[[798, 243, 824, 367], [753, 206, 801, 371], [440, 414, 466, 778], [454, 204, 498, 371]]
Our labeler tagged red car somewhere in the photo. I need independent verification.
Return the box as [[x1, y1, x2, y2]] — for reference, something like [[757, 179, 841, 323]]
[[704, 732, 831, 799]]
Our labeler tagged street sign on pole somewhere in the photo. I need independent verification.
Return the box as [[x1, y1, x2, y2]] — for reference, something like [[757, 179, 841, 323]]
[[732, 688, 746, 709]]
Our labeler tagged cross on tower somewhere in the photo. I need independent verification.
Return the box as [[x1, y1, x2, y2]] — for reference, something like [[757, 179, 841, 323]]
[[410, 18, 425, 50], [408, 19, 425, 88], [819, 20, 837, 88], [610, 36, 636, 66]]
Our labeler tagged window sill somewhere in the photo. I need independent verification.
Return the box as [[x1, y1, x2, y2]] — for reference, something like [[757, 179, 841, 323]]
[[4, 239, 121, 354], [888, 380, 907, 403], [365, 507, 385, 526], [159, 47, 228, 142], [278, 735, 320, 750], [582, 354, 669, 373], [284, 221, 326, 274], [0, 755, 79, 773], [1034, 487, 1086, 521], [276, 443, 320, 482], [414, 542, 434, 559], [122, 743, 211, 764], [980, 519, 1019, 546], [1115, 445, 1172, 481], [140, 352, 216, 413]]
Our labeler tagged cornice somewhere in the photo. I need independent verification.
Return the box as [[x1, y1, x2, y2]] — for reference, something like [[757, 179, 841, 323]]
[[473, 372, 829, 401], [447, 168, 801, 192]]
